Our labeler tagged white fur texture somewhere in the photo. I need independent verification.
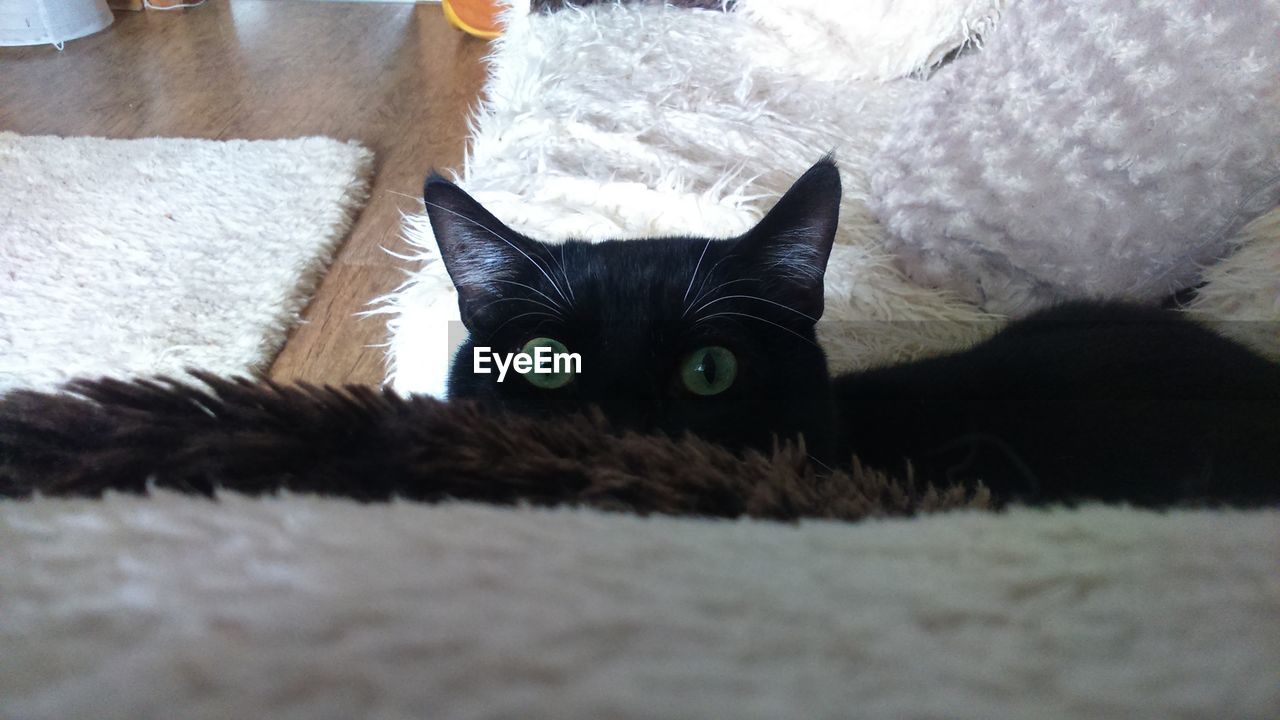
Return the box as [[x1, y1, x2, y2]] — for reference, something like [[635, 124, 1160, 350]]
[[1186, 210, 1280, 359], [2, 493, 1277, 719], [381, 2, 1003, 396], [869, 0, 1280, 313], [0, 133, 373, 392], [737, 0, 1007, 82]]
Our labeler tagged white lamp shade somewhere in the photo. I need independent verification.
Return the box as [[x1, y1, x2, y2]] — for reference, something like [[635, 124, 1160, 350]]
[[0, 0, 114, 47]]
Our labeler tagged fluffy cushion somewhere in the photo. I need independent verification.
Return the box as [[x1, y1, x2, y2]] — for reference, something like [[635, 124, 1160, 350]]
[[736, 0, 1006, 82], [869, 0, 1280, 313]]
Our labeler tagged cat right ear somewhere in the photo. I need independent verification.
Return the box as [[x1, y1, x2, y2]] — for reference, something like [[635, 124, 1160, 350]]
[[736, 157, 842, 320], [423, 174, 542, 329]]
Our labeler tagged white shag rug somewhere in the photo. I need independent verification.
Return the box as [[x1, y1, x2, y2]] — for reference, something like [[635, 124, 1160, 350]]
[[0, 133, 373, 392], [381, 0, 1280, 397], [2, 493, 1277, 719]]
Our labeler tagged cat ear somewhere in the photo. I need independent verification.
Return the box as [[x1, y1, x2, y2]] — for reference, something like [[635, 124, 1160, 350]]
[[737, 158, 842, 319], [423, 174, 545, 328]]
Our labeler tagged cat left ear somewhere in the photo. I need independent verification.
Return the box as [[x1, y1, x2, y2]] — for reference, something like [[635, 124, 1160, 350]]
[[424, 174, 546, 329], [737, 157, 842, 319]]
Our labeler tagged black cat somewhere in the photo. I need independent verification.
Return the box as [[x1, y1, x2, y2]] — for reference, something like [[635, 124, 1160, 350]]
[[426, 160, 1280, 506]]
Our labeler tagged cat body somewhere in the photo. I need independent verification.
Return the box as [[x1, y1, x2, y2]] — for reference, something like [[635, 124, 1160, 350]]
[[425, 161, 1280, 505], [835, 302, 1280, 504]]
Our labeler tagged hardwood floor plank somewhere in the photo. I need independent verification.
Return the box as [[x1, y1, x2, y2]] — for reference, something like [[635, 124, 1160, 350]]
[[270, 264, 398, 386], [0, 0, 490, 386]]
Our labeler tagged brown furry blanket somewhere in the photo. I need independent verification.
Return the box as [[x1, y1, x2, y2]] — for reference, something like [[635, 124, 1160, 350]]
[[0, 373, 988, 520]]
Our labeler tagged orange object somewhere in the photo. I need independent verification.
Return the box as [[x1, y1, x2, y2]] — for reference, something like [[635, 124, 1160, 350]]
[[442, 0, 503, 39]]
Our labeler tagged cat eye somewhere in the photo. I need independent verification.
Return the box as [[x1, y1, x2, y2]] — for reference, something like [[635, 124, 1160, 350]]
[[680, 346, 737, 396], [520, 337, 576, 389]]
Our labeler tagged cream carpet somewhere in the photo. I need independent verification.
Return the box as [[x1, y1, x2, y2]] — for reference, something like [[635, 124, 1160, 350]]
[[0, 132, 373, 392], [3, 494, 1277, 720]]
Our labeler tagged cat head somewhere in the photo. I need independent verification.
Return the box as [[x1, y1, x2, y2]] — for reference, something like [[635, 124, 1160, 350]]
[[425, 159, 842, 461]]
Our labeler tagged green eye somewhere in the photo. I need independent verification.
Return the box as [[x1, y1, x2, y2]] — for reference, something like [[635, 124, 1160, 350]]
[[680, 346, 737, 396], [520, 337, 576, 389]]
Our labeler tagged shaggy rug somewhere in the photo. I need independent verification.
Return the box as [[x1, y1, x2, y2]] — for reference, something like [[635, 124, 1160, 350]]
[[0, 133, 373, 392], [2, 493, 1276, 719]]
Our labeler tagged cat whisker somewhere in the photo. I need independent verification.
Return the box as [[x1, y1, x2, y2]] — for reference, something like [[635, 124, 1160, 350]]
[[684, 254, 743, 315], [695, 311, 819, 348], [473, 295, 565, 318], [490, 279, 567, 314], [485, 311, 562, 342], [423, 199, 573, 307], [807, 454, 834, 473], [557, 243, 577, 304], [682, 238, 714, 310], [691, 294, 819, 324], [684, 278, 758, 317], [532, 240, 576, 309]]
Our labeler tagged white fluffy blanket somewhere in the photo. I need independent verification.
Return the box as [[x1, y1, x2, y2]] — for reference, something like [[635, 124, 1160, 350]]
[[870, 0, 1280, 313], [3, 494, 1277, 719]]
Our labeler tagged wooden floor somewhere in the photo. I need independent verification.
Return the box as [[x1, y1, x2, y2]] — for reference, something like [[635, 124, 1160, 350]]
[[0, 1, 490, 385]]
